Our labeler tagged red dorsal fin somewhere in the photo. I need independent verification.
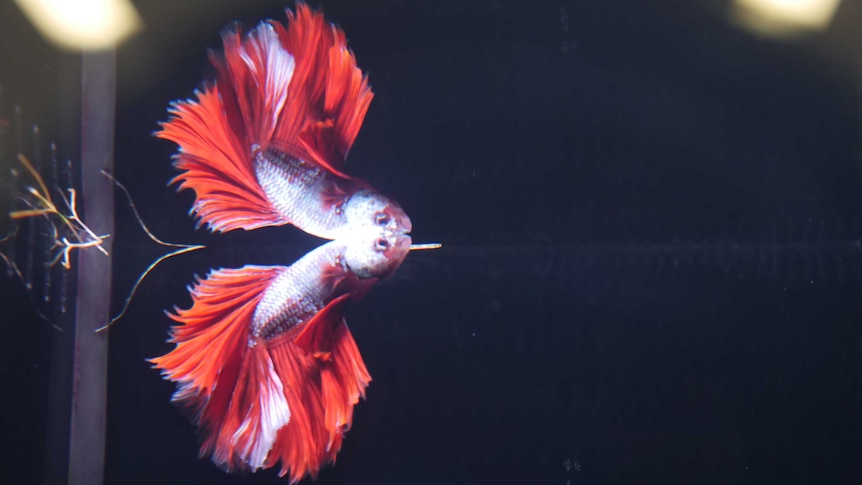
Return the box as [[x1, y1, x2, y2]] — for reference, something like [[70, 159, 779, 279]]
[[292, 19, 373, 176], [269, 3, 371, 177], [157, 4, 372, 232]]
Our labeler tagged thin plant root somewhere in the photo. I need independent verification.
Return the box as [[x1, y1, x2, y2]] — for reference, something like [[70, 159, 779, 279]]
[[96, 171, 204, 332]]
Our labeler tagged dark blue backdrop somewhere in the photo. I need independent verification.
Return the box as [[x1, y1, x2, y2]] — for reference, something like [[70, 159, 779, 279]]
[[2, 0, 861, 484]]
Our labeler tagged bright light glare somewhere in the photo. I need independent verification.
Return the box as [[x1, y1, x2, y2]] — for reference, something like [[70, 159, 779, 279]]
[[730, 0, 841, 38], [14, 0, 143, 50]]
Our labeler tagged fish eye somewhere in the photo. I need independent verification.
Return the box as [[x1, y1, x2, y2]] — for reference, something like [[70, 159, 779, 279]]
[[375, 238, 390, 252], [375, 213, 390, 226]]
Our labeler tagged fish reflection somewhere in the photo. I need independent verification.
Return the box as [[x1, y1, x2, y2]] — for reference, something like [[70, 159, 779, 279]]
[[151, 234, 410, 481]]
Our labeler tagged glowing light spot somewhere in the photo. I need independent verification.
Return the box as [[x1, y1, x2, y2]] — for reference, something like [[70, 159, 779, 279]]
[[729, 0, 841, 38], [13, 0, 143, 50]]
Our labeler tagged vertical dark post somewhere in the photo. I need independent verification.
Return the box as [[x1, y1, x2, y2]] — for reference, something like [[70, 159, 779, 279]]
[[69, 50, 115, 485]]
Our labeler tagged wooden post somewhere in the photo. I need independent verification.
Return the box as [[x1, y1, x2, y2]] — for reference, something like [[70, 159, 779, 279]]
[[68, 49, 115, 485]]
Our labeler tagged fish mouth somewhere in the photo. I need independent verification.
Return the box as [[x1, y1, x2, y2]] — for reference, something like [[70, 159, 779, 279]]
[[390, 218, 412, 254], [370, 232, 410, 280], [381, 230, 411, 262], [394, 233, 412, 253]]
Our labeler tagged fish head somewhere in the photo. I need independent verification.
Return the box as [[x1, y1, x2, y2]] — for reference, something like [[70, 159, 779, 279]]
[[342, 188, 412, 235], [343, 229, 412, 280]]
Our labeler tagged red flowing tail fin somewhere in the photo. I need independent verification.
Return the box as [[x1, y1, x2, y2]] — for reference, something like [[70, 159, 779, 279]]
[[149, 266, 287, 470], [151, 268, 371, 482], [157, 4, 373, 232], [266, 294, 372, 482]]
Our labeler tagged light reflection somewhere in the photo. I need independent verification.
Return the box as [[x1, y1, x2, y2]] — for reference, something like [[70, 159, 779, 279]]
[[729, 0, 841, 38], [13, 0, 142, 50]]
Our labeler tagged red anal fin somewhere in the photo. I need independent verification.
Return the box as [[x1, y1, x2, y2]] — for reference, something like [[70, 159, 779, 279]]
[[293, 294, 350, 352], [149, 265, 286, 471], [265, 294, 372, 482]]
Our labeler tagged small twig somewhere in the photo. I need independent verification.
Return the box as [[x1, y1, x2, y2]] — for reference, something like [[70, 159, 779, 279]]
[[3, 154, 114, 331], [7, 157, 201, 332], [409, 243, 442, 251], [16, 153, 51, 206], [9, 155, 111, 266], [60, 188, 109, 255], [50, 235, 111, 270]]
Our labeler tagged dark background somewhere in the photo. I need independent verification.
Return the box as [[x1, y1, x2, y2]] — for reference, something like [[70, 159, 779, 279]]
[[2, 0, 862, 483]]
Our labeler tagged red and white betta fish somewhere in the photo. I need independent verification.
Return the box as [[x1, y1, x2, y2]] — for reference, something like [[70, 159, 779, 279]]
[[157, 3, 411, 238], [150, 3, 416, 482], [150, 236, 410, 482]]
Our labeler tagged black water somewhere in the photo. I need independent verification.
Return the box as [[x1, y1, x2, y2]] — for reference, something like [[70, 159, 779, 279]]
[[2, 0, 862, 484]]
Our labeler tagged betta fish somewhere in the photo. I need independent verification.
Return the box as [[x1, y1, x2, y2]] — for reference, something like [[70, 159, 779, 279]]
[[157, 4, 411, 238], [150, 235, 410, 481], [151, 3, 417, 482]]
